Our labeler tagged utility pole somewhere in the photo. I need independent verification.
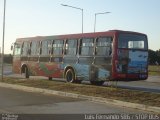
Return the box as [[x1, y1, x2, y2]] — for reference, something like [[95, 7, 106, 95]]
[[1, 0, 6, 81], [94, 12, 110, 32], [61, 4, 84, 33]]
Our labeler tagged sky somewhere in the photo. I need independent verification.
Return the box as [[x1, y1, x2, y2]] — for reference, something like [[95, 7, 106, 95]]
[[0, 0, 160, 54]]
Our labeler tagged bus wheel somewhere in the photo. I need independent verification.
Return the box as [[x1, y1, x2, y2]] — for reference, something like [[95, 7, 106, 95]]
[[65, 69, 75, 83], [90, 81, 104, 86], [24, 67, 29, 78]]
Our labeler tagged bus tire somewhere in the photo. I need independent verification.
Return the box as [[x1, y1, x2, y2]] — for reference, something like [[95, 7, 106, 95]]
[[65, 69, 75, 83], [90, 81, 104, 86], [24, 67, 29, 78]]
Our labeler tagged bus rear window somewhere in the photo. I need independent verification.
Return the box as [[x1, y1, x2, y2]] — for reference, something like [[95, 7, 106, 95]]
[[128, 41, 144, 49], [118, 34, 148, 50]]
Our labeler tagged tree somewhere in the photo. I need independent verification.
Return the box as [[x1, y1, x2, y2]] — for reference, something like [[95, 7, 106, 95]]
[[149, 49, 160, 65]]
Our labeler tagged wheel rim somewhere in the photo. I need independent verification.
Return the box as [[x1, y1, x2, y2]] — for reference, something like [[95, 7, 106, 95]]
[[66, 70, 74, 82]]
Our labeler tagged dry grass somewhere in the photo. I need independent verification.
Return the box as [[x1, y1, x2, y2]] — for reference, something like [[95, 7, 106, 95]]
[[1, 77, 160, 107], [149, 65, 160, 76]]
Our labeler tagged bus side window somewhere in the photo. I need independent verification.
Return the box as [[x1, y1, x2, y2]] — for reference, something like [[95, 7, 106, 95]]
[[38, 41, 42, 55], [30, 41, 39, 56], [21, 42, 29, 56], [48, 40, 52, 55], [96, 37, 113, 56], [65, 39, 77, 55], [52, 40, 64, 55], [41, 41, 47, 55], [80, 38, 94, 55], [41, 40, 52, 55]]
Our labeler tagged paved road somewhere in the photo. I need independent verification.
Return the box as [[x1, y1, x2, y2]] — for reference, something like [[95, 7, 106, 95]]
[[0, 86, 150, 114]]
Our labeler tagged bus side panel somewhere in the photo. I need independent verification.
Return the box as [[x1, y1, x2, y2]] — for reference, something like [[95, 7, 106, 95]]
[[94, 57, 112, 80], [62, 54, 113, 81], [96, 65, 111, 81], [40, 63, 64, 78], [27, 61, 39, 76], [28, 62, 64, 78], [74, 64, 90, 81], [72, 64, 111, 81], [12, 56, 21, 74], [67, 64, 111, 81]]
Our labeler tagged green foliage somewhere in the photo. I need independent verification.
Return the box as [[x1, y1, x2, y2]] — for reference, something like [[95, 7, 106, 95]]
[[148, 49, 160, 65], [2, 54, 13, 64]]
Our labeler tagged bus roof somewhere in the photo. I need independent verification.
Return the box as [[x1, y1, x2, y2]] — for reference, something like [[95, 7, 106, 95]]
[[16, 30, 147, 42]]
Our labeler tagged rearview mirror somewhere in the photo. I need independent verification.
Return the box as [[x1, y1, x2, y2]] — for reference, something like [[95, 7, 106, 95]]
[[11, 43, 15, 50]]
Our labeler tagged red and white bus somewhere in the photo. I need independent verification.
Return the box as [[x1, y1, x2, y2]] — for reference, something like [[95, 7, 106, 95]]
[[12, 30, 148, 85]]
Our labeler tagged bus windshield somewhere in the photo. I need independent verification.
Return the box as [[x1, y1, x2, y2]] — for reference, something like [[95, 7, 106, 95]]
[[118, 34, 148, 50], [14, 43, 21, 55]]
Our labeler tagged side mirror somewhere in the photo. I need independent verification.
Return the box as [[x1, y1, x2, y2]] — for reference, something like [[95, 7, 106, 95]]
[[11, 43, 15, 50]]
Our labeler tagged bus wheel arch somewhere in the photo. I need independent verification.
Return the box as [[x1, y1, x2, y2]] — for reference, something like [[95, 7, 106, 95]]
[[21, 64, 29, 78]]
